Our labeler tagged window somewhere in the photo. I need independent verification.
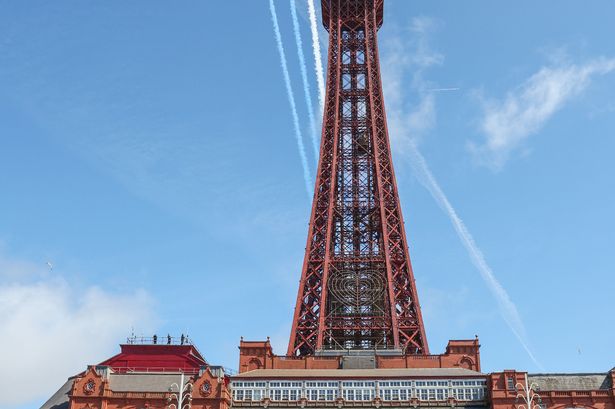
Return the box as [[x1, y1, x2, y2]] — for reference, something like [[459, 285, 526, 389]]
[[342, 74, 352, 90], [342, 100, 352, 118], [305, 382, 337, 401], [357, 99, 366, 118], [378, 381, 412, 402], [356, 50, 365, 64], [343, 50, 351, 65], [362, 390, 373, 400], [355, 73, 366, 90]]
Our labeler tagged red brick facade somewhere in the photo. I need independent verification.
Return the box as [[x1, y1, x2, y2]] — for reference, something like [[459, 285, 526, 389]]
[[66, 365, 231, 409], [489, 370, 615, 409], [44, 340, 614, 409], [238, 338, 481, 373]]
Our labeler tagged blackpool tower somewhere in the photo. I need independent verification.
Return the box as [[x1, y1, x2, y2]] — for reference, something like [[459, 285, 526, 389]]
[[288, 0, 428, 357]]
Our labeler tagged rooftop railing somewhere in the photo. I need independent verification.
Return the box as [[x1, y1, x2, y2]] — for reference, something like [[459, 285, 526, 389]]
[[126, 334, 193, 346], [112, 367, 201, 374]]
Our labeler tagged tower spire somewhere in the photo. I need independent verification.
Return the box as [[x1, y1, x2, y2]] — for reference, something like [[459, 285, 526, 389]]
[[288, 0, 428, 356]]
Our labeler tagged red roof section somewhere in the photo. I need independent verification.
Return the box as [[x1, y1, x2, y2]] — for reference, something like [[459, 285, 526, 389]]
[[99, 344, 207, 373]]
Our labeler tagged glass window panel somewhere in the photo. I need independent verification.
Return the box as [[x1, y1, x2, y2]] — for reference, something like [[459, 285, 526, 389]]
[[342, 50, 351, 65], [342, 74, 352, 90], [356, 50, 365, 64], [357, 73, 366, 89]]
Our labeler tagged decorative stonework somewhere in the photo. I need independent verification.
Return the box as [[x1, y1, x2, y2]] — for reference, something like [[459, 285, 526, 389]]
[[200, 380, 213, 397], [83, 378, 96, 395]]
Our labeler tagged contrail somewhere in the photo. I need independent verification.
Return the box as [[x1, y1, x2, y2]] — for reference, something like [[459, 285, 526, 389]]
[[405, 139, 544, 370], [290, 0, 319, 159], [428, 87, 460, 92], [307, 0, 326, 110], [269, 0, 313, 197]]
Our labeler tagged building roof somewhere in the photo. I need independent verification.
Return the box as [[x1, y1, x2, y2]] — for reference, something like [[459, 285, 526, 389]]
[[41, 342, 207, 409], [233, 368, 484, 379], [40, 377, 73, 409], [109, 372, 191, 392], [528, 373, 612, 391], [99, 344, 207, 373]]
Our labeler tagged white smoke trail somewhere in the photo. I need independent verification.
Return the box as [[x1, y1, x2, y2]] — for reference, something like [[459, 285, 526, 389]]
[[405, 139, 544, 370], [307, 0, 326, 110], [269, 0, 313, 197], [290, 0, 319, 159]]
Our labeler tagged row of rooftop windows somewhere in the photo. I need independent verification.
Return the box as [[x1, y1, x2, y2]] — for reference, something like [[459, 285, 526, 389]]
[[231, 387, 485, 402], [230, 379, 486, 402], [232, 380, 486, 388]]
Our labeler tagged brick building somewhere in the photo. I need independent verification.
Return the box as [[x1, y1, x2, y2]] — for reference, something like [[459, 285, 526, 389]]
[[42, 337, 614, 409]]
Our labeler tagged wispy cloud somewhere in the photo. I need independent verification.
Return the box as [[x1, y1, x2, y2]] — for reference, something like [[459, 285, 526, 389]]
[[382, 17, 443, 150], [0, 247, 44, 280], [471, 57, 615, 169], [269, 0, 313, 197], [381, 17, 543, 369], [0, 254, 155, 407]]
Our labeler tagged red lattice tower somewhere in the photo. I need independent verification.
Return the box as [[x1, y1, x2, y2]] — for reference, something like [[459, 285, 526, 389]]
[[288, 0, 429, 356]]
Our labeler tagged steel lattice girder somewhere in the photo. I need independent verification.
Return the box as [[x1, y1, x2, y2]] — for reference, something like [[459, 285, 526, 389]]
[[288, 0, 428, 357]]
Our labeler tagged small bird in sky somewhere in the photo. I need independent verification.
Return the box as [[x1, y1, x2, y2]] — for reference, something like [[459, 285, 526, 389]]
[[46, 261, 53, 271]]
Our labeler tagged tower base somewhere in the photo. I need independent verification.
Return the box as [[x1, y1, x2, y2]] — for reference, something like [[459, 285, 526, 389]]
[[239, 338, 481, 373]]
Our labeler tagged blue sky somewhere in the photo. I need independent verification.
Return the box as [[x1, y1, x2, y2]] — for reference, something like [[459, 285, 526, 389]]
[[1, 1, 615, 408]]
